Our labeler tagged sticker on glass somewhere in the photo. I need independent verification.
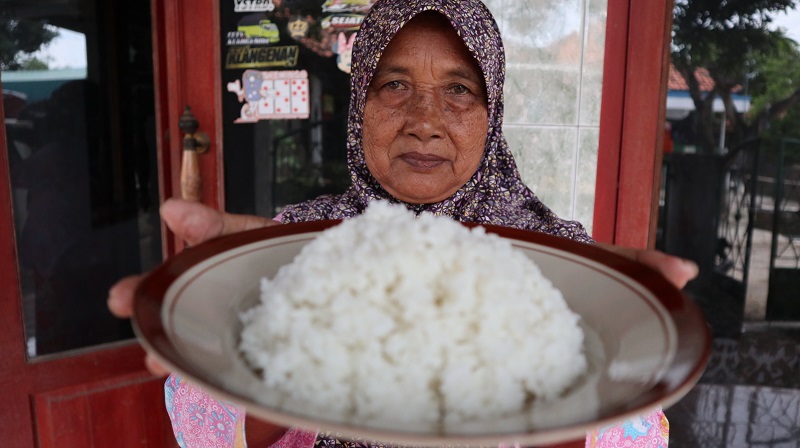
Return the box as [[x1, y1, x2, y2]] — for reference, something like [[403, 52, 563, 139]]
[[229, 13, 280, 45], [225, 45, 299, 69], [287, 16, 310, 39], [321, 0, 374, 14], [227, 69, 310, 122], [333, 32, 355, 74], [321, 13, 364, 31], [234, 0, 276, 13]]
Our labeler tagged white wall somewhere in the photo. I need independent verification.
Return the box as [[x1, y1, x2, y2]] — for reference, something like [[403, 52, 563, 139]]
[[484, 0, 607, 233]]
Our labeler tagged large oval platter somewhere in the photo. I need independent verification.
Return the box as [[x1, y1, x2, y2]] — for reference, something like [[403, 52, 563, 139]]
[[133, 221, 710, 447]]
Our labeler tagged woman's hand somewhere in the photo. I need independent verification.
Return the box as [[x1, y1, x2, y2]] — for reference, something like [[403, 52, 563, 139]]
[[107, 198, 279, 375], [596, 243, 699, 289]]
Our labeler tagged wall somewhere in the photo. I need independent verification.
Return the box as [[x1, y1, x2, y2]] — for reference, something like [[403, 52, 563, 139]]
[[484, 0, 607, 234]]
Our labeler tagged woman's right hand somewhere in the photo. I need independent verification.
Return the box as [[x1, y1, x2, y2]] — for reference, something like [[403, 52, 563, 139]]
[[107, 198, 279, 375]]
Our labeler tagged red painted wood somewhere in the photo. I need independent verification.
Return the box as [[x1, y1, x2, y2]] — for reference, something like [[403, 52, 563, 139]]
[[0, 80, 37, 448], [162, 0, 189, 255], [34, 372, 173, 448], [593, 0, 630, 244], [614, 0, 672, 249], [35, 393, 92, 448], [212, 0, 226, 211], [0, 338, 172, 446], [1, 0, 676, 444], [27, 344, 153, 391], [151, 0, 178, 258], [160, 0, 224, 254], [163, 0, 223, 209], [0, 1, 222, 445], [594, 0, 673, 248]]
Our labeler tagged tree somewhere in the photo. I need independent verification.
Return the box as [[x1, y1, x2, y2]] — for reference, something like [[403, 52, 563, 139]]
[[0, 13, 59, 70], [19, 57, 49, 71], [749, 36, 800, 163], [671, 0, 800, 155]]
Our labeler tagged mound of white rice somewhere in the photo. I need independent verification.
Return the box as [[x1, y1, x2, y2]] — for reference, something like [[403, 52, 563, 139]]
[[239, 201, 586, 427]]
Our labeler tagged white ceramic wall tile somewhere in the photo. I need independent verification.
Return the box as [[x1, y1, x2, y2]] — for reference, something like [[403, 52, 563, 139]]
[[482, 0, 606, 233], [496, 0, 584, 126], [579, 0, 607, 126], [499, 0, 583, 59], [505, 67, 580, 125], [505, 126, 577, 220], [575, 128, 600, 233]]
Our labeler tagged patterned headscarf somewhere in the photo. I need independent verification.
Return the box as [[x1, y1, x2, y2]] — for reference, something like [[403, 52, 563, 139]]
[[281, 0, 591, 242]]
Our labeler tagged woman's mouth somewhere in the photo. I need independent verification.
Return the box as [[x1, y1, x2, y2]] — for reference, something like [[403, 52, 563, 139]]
[[399, 152, 447, 169]]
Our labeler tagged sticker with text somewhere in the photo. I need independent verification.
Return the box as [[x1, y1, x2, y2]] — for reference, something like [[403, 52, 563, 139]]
[[321, 13, 364, 31], [227, 69, 309, 122], [225, 45, 299, 69], [233, 0, 276, 13], [321, 0, 373, 14], [227, 13, 280, 46]]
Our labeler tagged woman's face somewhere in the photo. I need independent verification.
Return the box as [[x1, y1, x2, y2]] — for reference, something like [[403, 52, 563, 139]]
[[362, 13, 489, 204]]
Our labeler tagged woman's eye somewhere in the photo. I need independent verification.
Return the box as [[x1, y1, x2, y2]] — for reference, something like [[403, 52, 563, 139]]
[[448, 84, 470, 95], [385, 81, 405, 90]]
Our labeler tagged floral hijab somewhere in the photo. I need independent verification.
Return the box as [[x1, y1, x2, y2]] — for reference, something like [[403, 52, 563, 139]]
[[281, 0, 591, 243]]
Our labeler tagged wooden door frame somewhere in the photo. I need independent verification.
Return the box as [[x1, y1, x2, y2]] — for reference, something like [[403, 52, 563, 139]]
[[0, 91, 167, 446], [156, 0, 224, 257], [593, 0, 674, 248], [156, 0, 674, 251], [0, 0, 674, 443], [0, 0, 222, 444]]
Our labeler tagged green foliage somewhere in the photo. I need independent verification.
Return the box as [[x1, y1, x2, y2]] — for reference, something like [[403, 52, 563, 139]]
[[742, 30, 800, 165], [749, 35, 800, 114], [673, 0, 795, 70], [764, 121, 800, 164], [0, 13, 59, 70], [751, 37, 800, 164], [671, 0, 800, 153], [19, 56, 49, 70]]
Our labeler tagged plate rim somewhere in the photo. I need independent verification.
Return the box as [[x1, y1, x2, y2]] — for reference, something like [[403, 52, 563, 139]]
[[133, 220, 711, 446]]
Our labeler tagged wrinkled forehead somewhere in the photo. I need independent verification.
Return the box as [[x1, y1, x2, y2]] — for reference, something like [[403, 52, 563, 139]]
[[351, 0, 504, 106]]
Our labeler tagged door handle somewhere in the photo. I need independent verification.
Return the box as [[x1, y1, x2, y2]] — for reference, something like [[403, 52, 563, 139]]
[[178, 106, 210, 202]]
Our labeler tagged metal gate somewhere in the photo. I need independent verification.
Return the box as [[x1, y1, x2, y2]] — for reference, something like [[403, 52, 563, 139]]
[[764, 138, 800, 320]]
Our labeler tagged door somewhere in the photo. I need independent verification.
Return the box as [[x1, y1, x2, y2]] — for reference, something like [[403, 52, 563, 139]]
[[1, 0, 672, 446], [0, 0, 219, 445]]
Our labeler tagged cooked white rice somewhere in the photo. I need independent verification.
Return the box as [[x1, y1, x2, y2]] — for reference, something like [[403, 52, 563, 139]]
[[239, 201, 586, 427]]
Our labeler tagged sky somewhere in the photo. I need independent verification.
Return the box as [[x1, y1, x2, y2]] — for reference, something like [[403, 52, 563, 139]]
[[772, 6, 800, 42], [34, 28, 87, 69], [33, 4, 800, 70]]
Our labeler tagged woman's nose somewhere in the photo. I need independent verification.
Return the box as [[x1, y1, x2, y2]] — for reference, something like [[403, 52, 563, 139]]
[[403, 91, 445, 141]]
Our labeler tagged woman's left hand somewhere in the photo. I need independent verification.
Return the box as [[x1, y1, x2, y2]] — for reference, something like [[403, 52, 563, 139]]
[[596, 243, 699, 289]]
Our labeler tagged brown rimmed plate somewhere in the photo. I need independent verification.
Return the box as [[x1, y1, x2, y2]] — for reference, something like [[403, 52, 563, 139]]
[[133, 221, 710, 447]]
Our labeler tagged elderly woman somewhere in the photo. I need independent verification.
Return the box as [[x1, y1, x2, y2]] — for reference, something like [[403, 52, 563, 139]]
[[110, 0, 696, 446]]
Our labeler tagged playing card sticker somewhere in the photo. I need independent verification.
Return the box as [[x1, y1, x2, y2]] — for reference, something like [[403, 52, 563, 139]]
[[227, 69, 310, 122]]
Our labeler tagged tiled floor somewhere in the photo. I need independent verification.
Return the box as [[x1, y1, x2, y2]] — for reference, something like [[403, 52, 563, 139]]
[[664, 279, 800, 447], [667, 383, 800, 447]]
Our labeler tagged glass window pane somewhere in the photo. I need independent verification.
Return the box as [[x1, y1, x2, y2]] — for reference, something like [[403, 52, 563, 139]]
[[218, 0, 606, 233], [2, 0, 161, 357], [220, 2, 352, 217]]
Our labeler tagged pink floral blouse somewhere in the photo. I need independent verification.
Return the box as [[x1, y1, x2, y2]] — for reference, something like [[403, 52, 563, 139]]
[[164, 375, 668, 448]]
